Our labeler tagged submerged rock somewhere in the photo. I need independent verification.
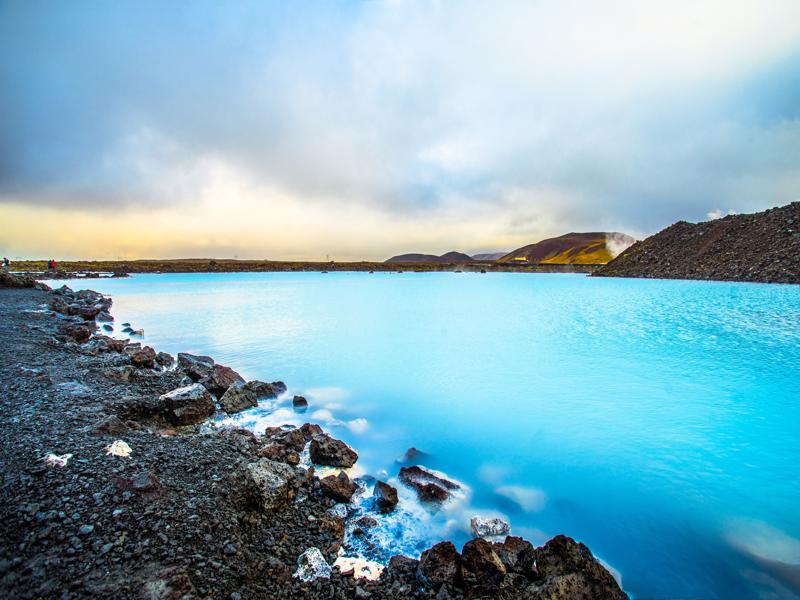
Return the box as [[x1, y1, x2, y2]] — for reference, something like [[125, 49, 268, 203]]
[[293, 547, 332, 582], [399, 466, 459, 503], [158, 383, 215, 425], [470, 515, 510, 538], [373, 481, 398, 513], [219, 381, 258, 414], [309, 433, 358, 468]]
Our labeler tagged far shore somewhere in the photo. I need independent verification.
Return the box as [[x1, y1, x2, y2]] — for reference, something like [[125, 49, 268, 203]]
[[10, 258, 601, 276]]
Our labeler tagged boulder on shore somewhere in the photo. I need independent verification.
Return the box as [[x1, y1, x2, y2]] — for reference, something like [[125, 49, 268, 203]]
[[461, 538, 506, 589], [176, 352, 215, 381], [293, 547, 332, 582], [129, 345, 156, 369], [219, 381, 258, 414], [158, 383, 215, 425], [243, 458, 297, 512], [319, 471, 357, 503], [199, 363, 245, 396], [533, 534, 627, 599], [309, 433, 358, 468], [417, 541, 461, 588]]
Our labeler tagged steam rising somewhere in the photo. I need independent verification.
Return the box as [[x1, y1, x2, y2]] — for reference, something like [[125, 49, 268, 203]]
[[605, 233, 636, 258]]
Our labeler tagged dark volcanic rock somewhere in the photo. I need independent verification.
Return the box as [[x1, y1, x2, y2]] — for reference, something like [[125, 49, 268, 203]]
[[373, 480, 398, 513], [319, 472, 357, 503], [533, 535, 627, 600], [461, 538, 507, 589], [490, 536, 537, 578], [158, 383, 215, 425], [155, 351, 174, 368], [59, 321, 93, 343], [417, 541, 461, 588], [129, 345, 156, 369], [399, 466, 459, 503], [309, 434, 358, 467], [220, 381, 258, 414], [176, 352, 215, 381], [388, 555, 419, 576], [594, 201, 800, 283], [242, 458, 297, 512], [200, 363, 245, 396], [292, 395, 308, 407], [245, 379, 286, 398], [258, 443, 301, 465]]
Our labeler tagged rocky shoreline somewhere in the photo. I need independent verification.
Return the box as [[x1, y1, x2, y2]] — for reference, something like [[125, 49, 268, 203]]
[[594, 201, 800, 284], [0, 274, 626, 599]]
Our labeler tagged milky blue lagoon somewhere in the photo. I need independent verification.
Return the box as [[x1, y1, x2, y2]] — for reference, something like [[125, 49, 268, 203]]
[[54, 272, 800, 600]]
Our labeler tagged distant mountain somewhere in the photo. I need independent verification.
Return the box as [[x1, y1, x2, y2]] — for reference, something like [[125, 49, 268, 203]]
[[498, 232, 635, 265], [472, 252, 508, 261], [385, 251, 475, 264], [593, 202, 800, 283]]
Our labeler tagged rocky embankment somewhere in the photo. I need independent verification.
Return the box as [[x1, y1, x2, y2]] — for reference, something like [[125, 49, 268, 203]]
[[0, 273, 627, 599], [594, 202, 800, 283]]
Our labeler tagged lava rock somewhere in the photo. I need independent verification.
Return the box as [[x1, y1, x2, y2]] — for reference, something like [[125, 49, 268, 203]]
[[309, 434, 358, 468], [243, 459, 297, 512], [293, 547, 332, 582], [461, 537, 506, 589], [417, 541, 461, 588], [292, 395, 308, 407], [158, 383, 215, 425], [176, 352, 215, 381], [244, 380, 286, 398], [200, 363, 245, 396], [219, 381, 258, 414], [373, 481, 398, 513], [129, 345, 156, 369], [155, 351, 174, 368], [399, 466, 459, 503], [319, 472, 357, 503], [490, 536, 537, 578]]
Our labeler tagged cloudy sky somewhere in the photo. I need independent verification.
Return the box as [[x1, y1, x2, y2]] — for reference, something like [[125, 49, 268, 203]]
[[1, 0, 799, 260]]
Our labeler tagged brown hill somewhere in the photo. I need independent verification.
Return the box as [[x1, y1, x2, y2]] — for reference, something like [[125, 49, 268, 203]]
[[386, 251, 474, 264], [498, 232, 635, 265], [593, 202, 800, 283], [472, 252, 508, 261]]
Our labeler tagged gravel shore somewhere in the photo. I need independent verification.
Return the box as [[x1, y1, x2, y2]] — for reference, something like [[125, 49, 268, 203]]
[[0, 281, 626, 599]]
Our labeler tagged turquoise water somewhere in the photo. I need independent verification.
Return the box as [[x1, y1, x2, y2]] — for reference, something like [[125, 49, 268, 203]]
[[54, 272, 800, 599]]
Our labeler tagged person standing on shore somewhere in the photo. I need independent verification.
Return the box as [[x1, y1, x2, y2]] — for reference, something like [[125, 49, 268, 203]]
[[2, 257, 9, 269]]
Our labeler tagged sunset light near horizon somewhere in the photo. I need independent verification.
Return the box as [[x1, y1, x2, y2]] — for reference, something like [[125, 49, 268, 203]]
[[2, 0, 800, 260]]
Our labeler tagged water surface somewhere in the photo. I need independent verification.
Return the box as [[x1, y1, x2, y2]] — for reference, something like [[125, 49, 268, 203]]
[[54, 272, 800, 600]]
